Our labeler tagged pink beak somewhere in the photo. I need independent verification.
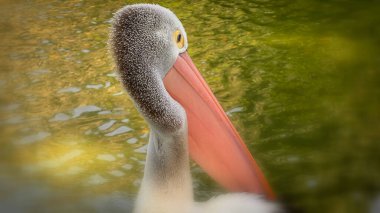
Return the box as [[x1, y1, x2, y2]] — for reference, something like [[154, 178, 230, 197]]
[[163, 52, 275, 199]]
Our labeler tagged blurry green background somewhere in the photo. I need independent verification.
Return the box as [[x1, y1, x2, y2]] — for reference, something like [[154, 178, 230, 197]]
[[1, 0, 379, 212]]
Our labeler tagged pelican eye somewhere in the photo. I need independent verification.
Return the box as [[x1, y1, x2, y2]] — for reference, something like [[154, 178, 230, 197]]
[[173, 30, 184, 49]]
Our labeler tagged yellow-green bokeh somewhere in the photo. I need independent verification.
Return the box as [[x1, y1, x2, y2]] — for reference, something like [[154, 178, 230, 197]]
[[0, 0, 379, 212]]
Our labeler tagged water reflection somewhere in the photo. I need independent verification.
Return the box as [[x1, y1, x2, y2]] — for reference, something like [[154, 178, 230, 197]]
[[87, 174, 108, 185], [134, 145, 148, 154], [98, 120, 116, 131], [127, 138, 138, 144], [97, 154, 116, 162], [72, 105, 102, 118], [38, 149, 83, 169], [50, 112, 70, 122], [122, 164, 133, 170], [16, 131, 51, 145], [98, 110, 112, 115], [105, 126, 133, 137], [58, 87, 81, 93], [65, 166, 84, 175], [109, 170, 126, 177], [0, 0, 379, 212], [2, 115, 24, 125], [86, 84, 103, 89]]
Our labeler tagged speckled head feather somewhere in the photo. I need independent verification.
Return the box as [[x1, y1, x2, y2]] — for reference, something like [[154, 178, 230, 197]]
[[109, 4, 188, 132], [110, 4, 188, 79]]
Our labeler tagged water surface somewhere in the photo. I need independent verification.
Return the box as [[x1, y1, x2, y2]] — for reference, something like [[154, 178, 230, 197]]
[[1, 0, 379, 212]]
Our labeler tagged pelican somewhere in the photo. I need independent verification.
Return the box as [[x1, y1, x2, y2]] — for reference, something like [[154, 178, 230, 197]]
[[109, 4, 281, 213]]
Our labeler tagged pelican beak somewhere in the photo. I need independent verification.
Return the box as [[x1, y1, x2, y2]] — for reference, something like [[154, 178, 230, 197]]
[[163, 52, 275, 199]]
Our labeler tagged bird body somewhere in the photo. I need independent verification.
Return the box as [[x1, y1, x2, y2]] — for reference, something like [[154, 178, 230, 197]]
[[109, 4, 280, 213]]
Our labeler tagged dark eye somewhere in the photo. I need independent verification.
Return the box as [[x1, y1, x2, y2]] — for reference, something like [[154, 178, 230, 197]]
[[173, 30, 184, 49]]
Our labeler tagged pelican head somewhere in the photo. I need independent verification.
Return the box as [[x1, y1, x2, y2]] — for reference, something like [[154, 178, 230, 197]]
[[110, 4, 188, 78], [110, 4, 191, 132]]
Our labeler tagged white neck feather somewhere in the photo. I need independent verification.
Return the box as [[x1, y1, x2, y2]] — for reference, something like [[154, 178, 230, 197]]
[[134, 120, 193, 213]]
